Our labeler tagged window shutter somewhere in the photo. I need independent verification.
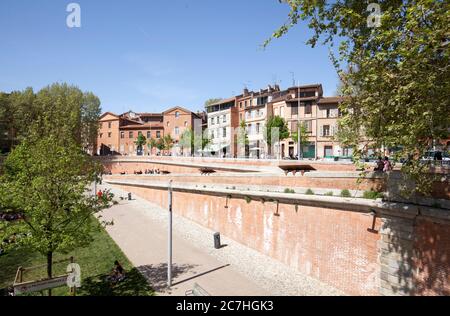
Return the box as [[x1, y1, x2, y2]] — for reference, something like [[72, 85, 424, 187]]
[[319, 125, 324, 137]]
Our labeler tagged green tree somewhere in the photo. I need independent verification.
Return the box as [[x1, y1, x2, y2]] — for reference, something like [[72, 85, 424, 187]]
[[268, 0, 450, 195], [237, 120, 250, 158], [147, 138, 157, 155], [204, 98, 223, 109], [179, 128, 211, 156], [155, 138, 164, 152], [291, 121, 309, 158], [1, 84, 101, 154], [134, 133, 147, 155], [81, 92, 102, 154], [162, 134, 174, 152], [0, 83, 113, 295], [264, 116, 290, 158]]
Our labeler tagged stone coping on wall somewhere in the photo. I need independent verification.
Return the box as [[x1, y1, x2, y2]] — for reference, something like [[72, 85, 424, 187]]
[[106, 171, 384, 179], [99, 158, 278, 173], [104, 179, 450, 223]]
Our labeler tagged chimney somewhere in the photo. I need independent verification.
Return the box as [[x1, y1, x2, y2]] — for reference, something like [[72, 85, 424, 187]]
[[243, 88, 249, 96], [268, 85, 272, 92]]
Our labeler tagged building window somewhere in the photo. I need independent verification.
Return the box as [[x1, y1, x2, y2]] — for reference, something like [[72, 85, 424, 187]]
[[175, 111, 180, 118], [324, 146, 333, 158], [211, 118, 214, 126], [184, 121, 188, 127], [108, 132, 112, 138], [239, 102, 242, 109], [305, 102, 312, 115], [167, 121, 170, 127], [138, 131, 142, 136], [211, 130, 215, 140], [223, 128, 226, 138], [175, 127, 179, 135], [156, 131, 161, 138], [147, 131, 151, 139], [245, 100, 248, 107], [108, 122, 112, 129], [305, 120, 312, 133], [216, 117, 219, 124], [322, 125, 330, 137], [129, 131, 134, 138], [120, 132, 124, 139], [223, 115, 227, 123], [99, 133, 103, 138], [291, 105, 298, 115], [256, 123, 260, 134]]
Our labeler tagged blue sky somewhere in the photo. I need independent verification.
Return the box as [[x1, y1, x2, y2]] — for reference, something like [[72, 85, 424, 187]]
[[0, 0, 340, 114]]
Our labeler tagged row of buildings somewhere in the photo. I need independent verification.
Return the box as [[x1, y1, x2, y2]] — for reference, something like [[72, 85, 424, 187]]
[[96, 83, 348, 159]]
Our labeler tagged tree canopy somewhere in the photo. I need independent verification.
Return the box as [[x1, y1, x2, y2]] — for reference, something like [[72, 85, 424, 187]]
[[0, 83, 111, 294], [204, 98, 223, 108], [268, 0, 450, 195]]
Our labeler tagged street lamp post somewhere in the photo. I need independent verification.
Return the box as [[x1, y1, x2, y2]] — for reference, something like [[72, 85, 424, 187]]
[[167, 180, 173, 288], [298, 82, 302, 161]]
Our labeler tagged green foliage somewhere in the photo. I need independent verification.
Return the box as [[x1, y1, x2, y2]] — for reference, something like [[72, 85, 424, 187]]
[[264, 116, 290, 147], [291, 121, 309, 148], [0, 221, 153, 296], [324, 191, 334, 196], [363, 191, 384, 200], [134, 133, 147, 152], [245, 196, 252, 204], [268, 1, 450, 196], [284, 188, 295, 194], [179, 128, 211, 155], [0, 84, 101, 153], [305, 189, 314, 195], [204, 98, 223, 108], [340, 189, 352, 198], [0, 84, 111, 283]]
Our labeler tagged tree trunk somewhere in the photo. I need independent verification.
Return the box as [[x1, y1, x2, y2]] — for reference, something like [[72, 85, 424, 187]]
[[47, 251, 53, 296]]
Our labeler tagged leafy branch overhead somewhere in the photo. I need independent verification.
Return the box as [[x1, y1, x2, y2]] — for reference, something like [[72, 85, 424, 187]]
[[268, 0, 450, 196]]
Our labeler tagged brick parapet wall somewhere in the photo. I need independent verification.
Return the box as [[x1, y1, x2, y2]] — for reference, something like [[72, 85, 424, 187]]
[[105, 179, 450, 296]]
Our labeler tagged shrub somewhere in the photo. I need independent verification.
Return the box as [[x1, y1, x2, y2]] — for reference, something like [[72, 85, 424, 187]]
[[324, 191, 334, 196], [340, 189, 351, 198], [363, 190, 384, 200], [305, 189, 314, 195], [245, 196, 252, 204], [284, 188, 295, 194]]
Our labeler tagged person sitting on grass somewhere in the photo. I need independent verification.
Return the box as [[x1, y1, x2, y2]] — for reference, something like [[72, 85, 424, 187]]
[[107, 260, 126, 285]]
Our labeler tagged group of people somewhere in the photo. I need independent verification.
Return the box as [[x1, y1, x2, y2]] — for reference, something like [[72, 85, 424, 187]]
[[374, 156, 393, 172], [0, 213, 23, 222], [144, 168, 161, 174]]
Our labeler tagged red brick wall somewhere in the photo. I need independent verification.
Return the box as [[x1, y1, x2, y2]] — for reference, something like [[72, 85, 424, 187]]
[[106, 173, 384, 191], [413, 219, 450, 296], [115, 184, 382, 295]]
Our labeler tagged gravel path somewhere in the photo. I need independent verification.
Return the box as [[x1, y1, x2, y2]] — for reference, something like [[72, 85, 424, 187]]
[[101, 183, 344, 296]]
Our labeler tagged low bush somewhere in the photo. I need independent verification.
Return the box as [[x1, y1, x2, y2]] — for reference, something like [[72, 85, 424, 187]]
[[363, 191, 384, 200], [340, 189, 351, 198]]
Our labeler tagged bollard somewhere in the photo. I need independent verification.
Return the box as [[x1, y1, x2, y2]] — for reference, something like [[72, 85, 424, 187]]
[[128, 193, 132, 201], [213, 232, 221, 249]]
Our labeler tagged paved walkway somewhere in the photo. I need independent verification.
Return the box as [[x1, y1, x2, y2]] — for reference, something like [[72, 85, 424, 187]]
[[98, 184, 343, 296], [98, 185, 270, 296]]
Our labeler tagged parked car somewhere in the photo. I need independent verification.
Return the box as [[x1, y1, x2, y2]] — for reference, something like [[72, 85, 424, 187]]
[[422, 151, 450, 161]]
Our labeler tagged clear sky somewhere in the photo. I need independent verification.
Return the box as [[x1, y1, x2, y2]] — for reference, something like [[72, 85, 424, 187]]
[[0, 0, 340, 114]]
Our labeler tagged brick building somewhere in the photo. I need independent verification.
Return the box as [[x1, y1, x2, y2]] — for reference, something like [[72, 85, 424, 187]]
[[96, 108, 204, 156]]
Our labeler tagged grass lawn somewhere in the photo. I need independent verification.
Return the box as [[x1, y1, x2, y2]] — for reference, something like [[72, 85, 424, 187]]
[[0, 221, 154, 296]]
